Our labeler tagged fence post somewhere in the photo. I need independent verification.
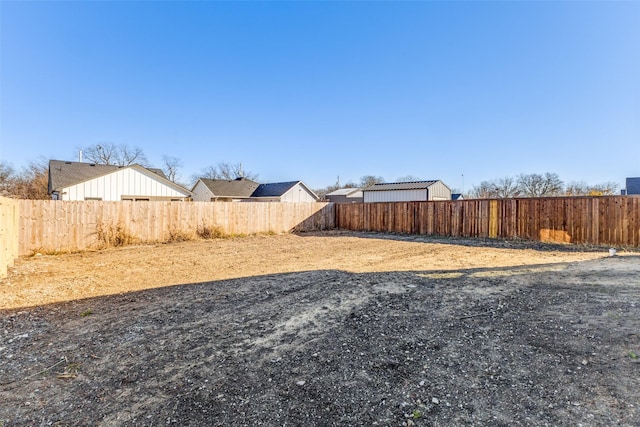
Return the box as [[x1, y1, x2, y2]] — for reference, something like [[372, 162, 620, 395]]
[[0, 197, 19, 278], [489, 200, 498, 238]]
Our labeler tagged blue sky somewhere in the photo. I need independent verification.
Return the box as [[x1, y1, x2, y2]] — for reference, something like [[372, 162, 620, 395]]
[[1, 1, 638, 192]]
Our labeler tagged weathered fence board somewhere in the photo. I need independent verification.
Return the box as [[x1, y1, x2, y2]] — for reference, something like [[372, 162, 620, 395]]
[[0, 197, 20, 277], [12, 196, 640, 258], [336, 196, 640, 248], [18, 201, 335, 256]]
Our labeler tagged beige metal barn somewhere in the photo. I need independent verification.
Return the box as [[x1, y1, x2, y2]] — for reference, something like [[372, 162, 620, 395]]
[[362, 180, 452, 203]]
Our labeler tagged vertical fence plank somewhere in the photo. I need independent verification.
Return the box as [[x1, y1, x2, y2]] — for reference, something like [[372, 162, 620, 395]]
[[0, 197, 19, 277], [17, 201, 336, 255], [14, 197, 640, 256], [333, 197, 639, 248]]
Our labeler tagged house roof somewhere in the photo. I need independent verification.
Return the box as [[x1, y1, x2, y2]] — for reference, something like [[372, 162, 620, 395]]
[[251, 181, 301, 197], [250, 181, 319, 200], [147, 168, 168, 179], [48, 160, 191, 195], [363, 180, 440, 191], [197, 177, 260, 198], [49, 160, 123, 192], [326, 188, 362, 196]]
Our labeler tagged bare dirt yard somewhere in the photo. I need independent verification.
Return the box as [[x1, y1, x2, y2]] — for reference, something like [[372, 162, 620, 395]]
[[1, 231, 639, 426]]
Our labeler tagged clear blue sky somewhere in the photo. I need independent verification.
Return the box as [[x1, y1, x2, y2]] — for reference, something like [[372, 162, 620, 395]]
[[1, 1, 638, 192]]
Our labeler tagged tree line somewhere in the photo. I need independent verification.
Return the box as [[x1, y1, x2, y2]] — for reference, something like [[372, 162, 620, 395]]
[[0, 143, 260, 199], [470, 173, 618, 198], [0, 143, 620, 200]]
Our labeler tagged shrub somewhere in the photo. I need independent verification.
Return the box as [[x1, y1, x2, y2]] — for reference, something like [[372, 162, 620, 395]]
[[167, 228, 196, 243], [197, 224, 226, 239], [96, 223, 136, 248]]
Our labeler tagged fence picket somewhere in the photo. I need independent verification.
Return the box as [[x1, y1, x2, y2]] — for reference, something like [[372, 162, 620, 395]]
[[335, 197, 639, 248]]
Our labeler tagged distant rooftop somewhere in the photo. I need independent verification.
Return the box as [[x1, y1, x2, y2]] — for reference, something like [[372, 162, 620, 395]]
[[197, 177, 260, 198], [251, 181, 300, 197], [364, 180, 440, 191]]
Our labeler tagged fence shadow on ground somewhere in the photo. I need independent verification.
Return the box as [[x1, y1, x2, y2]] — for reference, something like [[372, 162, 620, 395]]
[[295, 229, 630, 253], [1, 256, 639, 426]]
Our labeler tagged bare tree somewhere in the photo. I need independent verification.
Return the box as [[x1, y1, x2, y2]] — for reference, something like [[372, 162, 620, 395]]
[[12, 159, 49, 199], [0, 161, 16, 196], [360, 175, 385, 189], [588, 181, 618, 196], [565, 181, 590, 196], [396, 175, 423, 182], [470, 180, 498, 199], [194, 162, 258, 182], [117, 145, 148, 166], [494, 177, 521, 198], [517, 173, 563, 197], [566, 181, 618, 196], [80, 143, 149, 166], [470, 177, 520, 199], [161, 155, 183, 183]]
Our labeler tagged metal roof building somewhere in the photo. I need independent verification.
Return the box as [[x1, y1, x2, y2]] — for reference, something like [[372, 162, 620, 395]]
[[362, 180, 451, 203], [326, 188, 363, 203]]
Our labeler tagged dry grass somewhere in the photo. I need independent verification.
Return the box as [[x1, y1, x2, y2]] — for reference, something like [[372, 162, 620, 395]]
[[95, 223, 137, 248], [196, 224, 226, 239]]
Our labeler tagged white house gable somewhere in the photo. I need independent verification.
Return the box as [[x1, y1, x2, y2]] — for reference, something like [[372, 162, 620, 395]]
[[59, 167, 190, 201], [280, 183, 318, 202], [192, 180, 215, 202]]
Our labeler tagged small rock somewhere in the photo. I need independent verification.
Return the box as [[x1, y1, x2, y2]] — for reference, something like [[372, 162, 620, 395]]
[[296, 380, 306, 386], [432, 397, 440, 404]]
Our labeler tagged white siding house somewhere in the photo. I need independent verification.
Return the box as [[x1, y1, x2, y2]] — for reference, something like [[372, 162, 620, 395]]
[[189, 178, 319, 202], [362, 180, 452, 203], [191, 178, 260, 202], [248, 181, 319, 202], [48, 160, 192, 201]]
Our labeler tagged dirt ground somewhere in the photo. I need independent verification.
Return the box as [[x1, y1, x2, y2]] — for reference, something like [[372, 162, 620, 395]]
[[1, 231, 639, 426]]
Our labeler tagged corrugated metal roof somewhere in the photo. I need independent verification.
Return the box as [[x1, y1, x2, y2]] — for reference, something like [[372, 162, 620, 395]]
[[199, 177, 260, 198], [326, 188, 362, 196], [363, 180, 439, 191]]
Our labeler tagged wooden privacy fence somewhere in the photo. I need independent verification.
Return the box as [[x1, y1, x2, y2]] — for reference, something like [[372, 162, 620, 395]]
[[336, 196, 640, 247], [0, 197, 20, 277], [18, 200, 335, 256]]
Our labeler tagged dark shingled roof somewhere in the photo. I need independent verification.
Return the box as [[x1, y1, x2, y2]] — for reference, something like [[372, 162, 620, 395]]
[[147, 168, 168, 179], [48, 160, 188, 194], [251, 181, 300, 197], [198, 178, 260, 198], [49, 160, 123, 192], [364, 180, 439, 191]]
